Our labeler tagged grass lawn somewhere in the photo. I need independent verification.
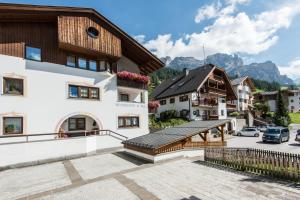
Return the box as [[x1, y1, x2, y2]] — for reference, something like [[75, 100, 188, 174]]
[[289, 112, 300, 124]]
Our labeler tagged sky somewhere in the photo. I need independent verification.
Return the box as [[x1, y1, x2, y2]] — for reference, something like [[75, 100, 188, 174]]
[[3, 0, 300, 80]]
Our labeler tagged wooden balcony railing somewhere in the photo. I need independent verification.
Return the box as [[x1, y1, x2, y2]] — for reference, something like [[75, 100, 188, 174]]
[[117, 78, 147, 90], [192, 98, 218, 107], [226, 103, 237, 109]]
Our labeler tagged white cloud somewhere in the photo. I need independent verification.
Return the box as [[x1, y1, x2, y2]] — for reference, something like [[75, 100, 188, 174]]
[[194, 2, 221, 23], [194, 0, 250, 23], [133, 34, 146, 43], [279, 58, 300, 80], [142, 0, 300, 59]]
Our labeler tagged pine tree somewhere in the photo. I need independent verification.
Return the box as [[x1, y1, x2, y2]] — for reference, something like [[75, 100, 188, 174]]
[[274, 90, 291, 126]]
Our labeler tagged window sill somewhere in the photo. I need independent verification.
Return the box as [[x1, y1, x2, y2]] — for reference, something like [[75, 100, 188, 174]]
[[117, 127, 140, 130], [1, 93, 24, 97], [67, 97, 100, 101], [117, 101, 145, 104]]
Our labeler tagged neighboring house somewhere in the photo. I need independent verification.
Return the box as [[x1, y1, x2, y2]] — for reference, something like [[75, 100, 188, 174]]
[[151, 64, 237, 122], [255, 90, 300, 112], [230, 76, 256, 112], [0, 4, 164, 138]]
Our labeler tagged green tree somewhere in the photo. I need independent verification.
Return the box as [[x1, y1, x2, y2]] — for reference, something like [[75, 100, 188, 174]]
[[254, 102, 269, 118], [274, 90, 291, 126]]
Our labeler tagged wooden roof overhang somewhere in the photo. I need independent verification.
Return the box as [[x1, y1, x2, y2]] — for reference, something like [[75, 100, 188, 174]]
[[197, 66, 238, 101], [123, 119, 230, 155], [244, 77, 256, 92], [0, 3, 164, 74]]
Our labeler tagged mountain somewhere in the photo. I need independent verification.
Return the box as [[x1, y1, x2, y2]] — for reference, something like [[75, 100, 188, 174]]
[[161, 53, 294, 85], [167, 57, 203, 70], [239, 61, 294, 85], [293, 78, 300, 85]]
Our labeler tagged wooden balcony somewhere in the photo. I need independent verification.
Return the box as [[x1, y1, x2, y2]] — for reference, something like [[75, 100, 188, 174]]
[[226, 102, 237, 110], [117, 78, 147, 90], [192, 98, 218, 107], [209, 115, 219, 120]]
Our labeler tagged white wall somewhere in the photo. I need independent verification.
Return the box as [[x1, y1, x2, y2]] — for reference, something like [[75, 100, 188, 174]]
[[288, 92, 300, 112], [0, 135, 122, 168], [267, 100, 277, 112], [233, 83, 252, 111], [157, 93, 229, 121], [156, 94, 191, 117], [0, 54, 148, 139]]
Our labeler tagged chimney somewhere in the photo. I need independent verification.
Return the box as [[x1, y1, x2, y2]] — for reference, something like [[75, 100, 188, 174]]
[[183, 68, 189, 76]]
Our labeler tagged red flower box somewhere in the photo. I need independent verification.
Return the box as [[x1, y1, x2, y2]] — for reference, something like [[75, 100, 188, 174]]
[[148, 101, 160, 109], [117, 71, 149, 84]]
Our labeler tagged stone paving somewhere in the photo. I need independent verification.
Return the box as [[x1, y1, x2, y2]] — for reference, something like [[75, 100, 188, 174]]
[[0, 152, 299, 200]]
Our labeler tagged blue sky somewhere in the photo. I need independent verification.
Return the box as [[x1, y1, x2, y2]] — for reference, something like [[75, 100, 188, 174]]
[[3, 0, 300, 79]]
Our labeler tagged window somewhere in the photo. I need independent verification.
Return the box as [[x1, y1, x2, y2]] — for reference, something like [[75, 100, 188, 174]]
[[160, 100, 166, 105], [68, 85, 99, 100], [170, 98, 175, 104], [87, 27, 99, 38], [221, 110, 224, 116], [25, 46, 41, 61], [291, 99, 294, 103], [69, 118, 85, 131], [99, 61, 107, 71], [89, 60, 97, 71], [78, 58, 87, 69], [80, 87, 89, 98], [120, 93, 129, 101], [67, 55, 76, 67], [3, 117, 23, 134], [3, 77, 23, 95], [118, 116, 139, 128], [69, 85, 79, 98], [179, 95, 188, 102], [90, 88, 99, 99]]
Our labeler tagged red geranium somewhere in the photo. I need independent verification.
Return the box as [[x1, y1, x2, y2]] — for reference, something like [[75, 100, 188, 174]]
[[117, 71, 149, 84], [148, 101, 160, 109]]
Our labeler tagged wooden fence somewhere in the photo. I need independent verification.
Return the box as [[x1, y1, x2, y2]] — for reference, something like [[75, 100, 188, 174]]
[[205, 148, 300, 181]]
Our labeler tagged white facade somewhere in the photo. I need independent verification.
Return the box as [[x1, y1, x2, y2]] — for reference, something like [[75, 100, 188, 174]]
[[157, 92, 228, 121], [232, 83, 253, 111], [288, 91, 300, 112], [0, 54, 149, 139]]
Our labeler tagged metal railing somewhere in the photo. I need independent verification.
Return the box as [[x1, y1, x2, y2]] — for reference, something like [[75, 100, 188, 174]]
[[0, 129, 128, 145]]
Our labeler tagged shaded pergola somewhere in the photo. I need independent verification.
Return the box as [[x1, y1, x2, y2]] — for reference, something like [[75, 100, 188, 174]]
[[123, 119, 230, 156]]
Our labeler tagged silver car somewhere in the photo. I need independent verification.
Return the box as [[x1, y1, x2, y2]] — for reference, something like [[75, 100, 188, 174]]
[[235, 128, 260, 137]]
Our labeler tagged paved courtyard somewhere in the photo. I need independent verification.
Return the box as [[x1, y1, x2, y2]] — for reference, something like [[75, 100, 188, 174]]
[[0, 152, 300, 200], [227, 124, 300, 154]]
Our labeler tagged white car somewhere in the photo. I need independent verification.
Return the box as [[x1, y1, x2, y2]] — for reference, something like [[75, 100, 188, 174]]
[[235, 128, 260, 137]]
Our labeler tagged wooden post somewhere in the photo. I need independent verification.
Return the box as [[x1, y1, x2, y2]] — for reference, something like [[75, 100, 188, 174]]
[[221, 125, 224, 142]]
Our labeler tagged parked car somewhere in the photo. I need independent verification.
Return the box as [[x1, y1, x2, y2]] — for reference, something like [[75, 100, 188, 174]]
[[235, 128, 260, 137], [295, 130, 300, 142], [257, 126, 267, 132], [262, 127, 290, 144]]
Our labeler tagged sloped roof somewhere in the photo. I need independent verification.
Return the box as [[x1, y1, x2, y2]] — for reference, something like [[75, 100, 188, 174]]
[[231, 77, 248, 85], [152, 64, 214, 99], [152, 64, 237, 100], [123, 119, 230, 150], [0, 3, 164, 74], [231, 76, 256, 91]]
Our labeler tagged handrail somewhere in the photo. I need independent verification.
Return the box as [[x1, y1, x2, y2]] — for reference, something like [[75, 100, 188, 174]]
[[0, 129, 127, 144], [99, 129, 128, 140]]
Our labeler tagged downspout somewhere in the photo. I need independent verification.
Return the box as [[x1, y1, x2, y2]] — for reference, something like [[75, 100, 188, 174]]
[[188, 97, 191, 121]]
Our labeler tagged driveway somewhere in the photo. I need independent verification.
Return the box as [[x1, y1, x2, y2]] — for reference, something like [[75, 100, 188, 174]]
[[0, 152, 299, 200], [227, 125, 300, 154]]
